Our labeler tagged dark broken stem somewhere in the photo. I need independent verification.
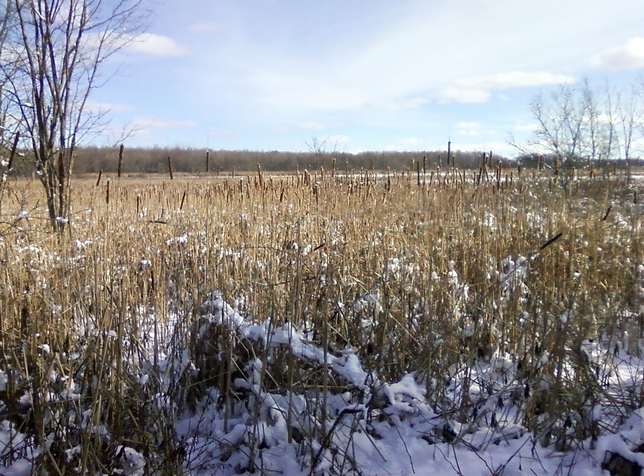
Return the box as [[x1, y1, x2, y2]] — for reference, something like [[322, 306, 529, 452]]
[[7, 132, 20, 171], [117, 144, 124, 179], [309, 407, 363, 475], [602, 206, 612, 222], [538, 232, 563, 252], [499, 232, 563, 285]]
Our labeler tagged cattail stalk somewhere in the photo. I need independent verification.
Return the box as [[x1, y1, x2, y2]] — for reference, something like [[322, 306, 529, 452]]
[[117, 144, 124, 178]]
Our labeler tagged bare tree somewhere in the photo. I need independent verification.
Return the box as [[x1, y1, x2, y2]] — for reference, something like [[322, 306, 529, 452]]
[[601, 81, 619, 160], [0, 2, 16, 151], [617, 84, 643, 161], [521, 80, 644, 164], [0, 3, 19, 215], [529, 84, 590, 163], [2, 0, 148, 232], [581, 79, 602, 160], [306, 137, 329, 156]]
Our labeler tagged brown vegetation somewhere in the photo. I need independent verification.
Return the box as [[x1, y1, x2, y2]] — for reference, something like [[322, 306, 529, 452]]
[[0, 165, 642, 473]]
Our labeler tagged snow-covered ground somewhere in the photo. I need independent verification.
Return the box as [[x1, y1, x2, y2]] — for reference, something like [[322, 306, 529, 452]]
[[2, 290, 641, 476]]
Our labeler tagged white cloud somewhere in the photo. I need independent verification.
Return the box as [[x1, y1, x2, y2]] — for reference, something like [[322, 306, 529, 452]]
[[437, 71, 575, 104], [95, 0, 644, 152], [327, 135, 350, 145], [126, 33, 187, 57], [437, 88, 490, 104], [456, 122, 483, 136], [591, 37, 644, 70]]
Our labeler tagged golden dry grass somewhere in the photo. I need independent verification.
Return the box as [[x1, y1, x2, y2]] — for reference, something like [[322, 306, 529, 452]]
[[0, 167, 642, 472]]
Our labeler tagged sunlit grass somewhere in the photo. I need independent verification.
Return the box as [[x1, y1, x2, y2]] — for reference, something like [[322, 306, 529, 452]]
[[0, 166, 642, 473]]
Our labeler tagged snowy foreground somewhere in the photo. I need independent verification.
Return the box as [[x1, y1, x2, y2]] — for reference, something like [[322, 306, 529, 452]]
[[1, 291, 643, 476]]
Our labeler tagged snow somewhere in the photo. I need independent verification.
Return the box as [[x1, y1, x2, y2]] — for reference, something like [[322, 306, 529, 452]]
[[167, 294, 644, 475], [1, 291, 643, 475], [118, 446, 146, 476]]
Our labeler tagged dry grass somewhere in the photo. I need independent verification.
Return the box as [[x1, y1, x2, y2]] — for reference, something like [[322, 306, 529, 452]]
[[0, 166, 642, 474]]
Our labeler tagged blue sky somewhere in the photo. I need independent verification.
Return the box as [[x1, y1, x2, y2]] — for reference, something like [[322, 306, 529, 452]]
[[89, 0, 644, 156]]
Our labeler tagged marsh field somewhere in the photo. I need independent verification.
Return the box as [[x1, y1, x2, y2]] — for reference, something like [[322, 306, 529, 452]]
[[1, 165, 644, 475]]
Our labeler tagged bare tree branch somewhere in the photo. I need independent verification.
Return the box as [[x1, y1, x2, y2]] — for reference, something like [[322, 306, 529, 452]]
[[1, 0, 149, 232]]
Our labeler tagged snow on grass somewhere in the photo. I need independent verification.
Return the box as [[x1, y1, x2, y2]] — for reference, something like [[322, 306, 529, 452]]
[[2, 176, 644, 475], [166, 294, 644, 475], [2, 288, 644, 475]]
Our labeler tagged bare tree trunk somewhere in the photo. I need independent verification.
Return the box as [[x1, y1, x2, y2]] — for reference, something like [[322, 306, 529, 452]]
[[2, 0, 148, 233]]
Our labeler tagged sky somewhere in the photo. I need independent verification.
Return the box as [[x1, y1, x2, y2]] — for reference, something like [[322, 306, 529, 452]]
[[89, 0, 644, 157]]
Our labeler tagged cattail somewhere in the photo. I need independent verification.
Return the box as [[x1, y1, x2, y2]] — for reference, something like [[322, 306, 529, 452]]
[[257, 163, 264, 188], [117, 144, 124, 178], [167, 156, 174, 180]]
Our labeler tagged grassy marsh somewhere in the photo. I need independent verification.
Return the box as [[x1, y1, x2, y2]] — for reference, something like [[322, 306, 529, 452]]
[[0, 167, 643, 474]]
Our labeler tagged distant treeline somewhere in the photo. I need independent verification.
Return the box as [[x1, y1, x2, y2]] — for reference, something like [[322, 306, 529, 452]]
[[68, 147, 504, 176], [517, 153, 644, 170], [7, 146, 643, 177]]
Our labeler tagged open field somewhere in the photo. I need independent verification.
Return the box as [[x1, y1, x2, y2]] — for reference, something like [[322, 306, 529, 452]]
[[0, 167, 643, 475]]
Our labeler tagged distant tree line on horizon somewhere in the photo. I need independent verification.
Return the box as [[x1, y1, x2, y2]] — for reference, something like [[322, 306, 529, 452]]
[[8, 147, 511, 176], [6, 146, 644, 178]]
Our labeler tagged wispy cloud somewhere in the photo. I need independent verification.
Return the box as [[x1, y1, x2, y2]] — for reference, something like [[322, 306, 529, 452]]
[[85, 100, 136, 114], [591, 37, 644, 70], [456, 122, 485, 136], [126, 33, 187, 57], [459, 71, 576, 89], [92, 0, 644, 153], [437, 88, 491, 104], [437, 71, 576, 104], [326, 135, 350, 146]]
